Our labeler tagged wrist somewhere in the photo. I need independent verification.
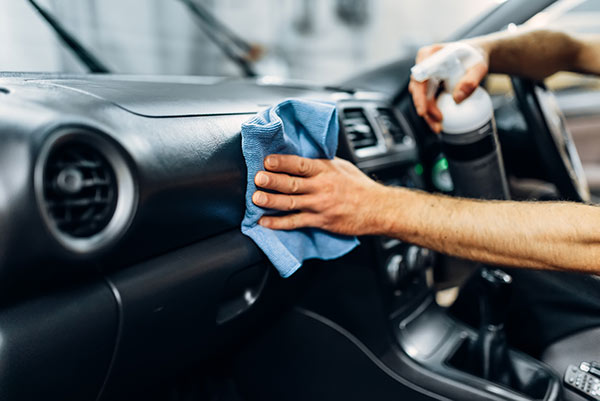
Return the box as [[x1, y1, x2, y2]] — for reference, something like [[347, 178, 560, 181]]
[[466, 37, 493, 68], [367, 185, 415, 237]]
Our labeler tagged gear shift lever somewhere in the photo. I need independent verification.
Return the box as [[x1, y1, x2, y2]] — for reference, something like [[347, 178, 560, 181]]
[[469, 267, 514, 383], [479, 267, 512, 327], [447, 267, 557, 397]]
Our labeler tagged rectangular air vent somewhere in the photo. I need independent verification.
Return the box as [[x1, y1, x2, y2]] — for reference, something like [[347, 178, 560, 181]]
[[376, 108, 407, 144], [342, 108, 378, 150]]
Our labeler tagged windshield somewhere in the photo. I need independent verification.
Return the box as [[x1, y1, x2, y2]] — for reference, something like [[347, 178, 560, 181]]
[[1, 0, 500, 83]]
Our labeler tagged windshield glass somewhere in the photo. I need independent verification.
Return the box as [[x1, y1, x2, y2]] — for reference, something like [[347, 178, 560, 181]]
[[1, 0, 500, 83]]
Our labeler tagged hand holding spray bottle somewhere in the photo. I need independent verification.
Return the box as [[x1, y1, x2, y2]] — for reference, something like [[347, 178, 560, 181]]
[[411, 43, 510, 200]]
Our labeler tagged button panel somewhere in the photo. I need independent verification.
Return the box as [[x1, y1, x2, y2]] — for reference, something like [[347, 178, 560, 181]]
[[565, 365, 600, 399]]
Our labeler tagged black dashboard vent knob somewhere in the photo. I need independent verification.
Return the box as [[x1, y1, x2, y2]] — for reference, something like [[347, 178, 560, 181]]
[[43, 142, 117, 238]]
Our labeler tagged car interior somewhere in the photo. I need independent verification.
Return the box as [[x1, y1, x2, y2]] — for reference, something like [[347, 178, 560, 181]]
[[1, 0, 600, 400]]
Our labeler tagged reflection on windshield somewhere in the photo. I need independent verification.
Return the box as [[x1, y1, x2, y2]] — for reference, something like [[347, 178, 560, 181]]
[[28, 0, 110, 73], [1, 0, 497, 82]]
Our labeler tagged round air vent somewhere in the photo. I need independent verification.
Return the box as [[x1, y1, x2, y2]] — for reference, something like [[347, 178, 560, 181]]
[[43, 142, 117, 237], [35, 128, 136, 254]]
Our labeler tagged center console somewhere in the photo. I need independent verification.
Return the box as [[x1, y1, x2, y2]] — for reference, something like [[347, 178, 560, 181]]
[[389, 268, 561, 401], [336, 99, 562, 400]]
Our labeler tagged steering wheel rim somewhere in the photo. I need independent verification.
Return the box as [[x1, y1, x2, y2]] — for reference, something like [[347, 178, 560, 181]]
[[511, 77, 590, 203]]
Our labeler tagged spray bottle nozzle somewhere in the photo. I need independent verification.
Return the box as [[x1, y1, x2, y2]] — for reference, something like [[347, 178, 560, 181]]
[[411, 43, 484, 96]]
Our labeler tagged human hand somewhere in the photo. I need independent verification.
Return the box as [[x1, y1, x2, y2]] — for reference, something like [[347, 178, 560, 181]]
[[408, 42, 490, 133], [252, 154, 389, 236]]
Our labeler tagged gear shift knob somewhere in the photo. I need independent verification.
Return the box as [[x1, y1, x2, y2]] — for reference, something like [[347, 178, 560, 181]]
[[479, 268, 512, 328]]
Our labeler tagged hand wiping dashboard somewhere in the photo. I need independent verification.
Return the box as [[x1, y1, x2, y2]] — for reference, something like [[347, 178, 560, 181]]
[[240, 99, 359, 278]]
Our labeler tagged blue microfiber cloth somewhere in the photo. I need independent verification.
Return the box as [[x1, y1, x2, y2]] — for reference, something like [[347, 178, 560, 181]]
[[241, 99, 360, 278]]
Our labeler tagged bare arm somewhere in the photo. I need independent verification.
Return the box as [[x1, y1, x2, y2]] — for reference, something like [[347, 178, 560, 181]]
[[410, 29, 600, 132], [253, 155, 600, 273], [574, 34, 600, 75], [472, 29, 600, 80], [375, 187, 600, 273]]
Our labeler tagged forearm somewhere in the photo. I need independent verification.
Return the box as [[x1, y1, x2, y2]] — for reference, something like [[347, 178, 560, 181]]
[[469, 29, 600, 80], [253, 155, 600, 273], [576, 34, 600, 75], [374, 187, 600, 273]]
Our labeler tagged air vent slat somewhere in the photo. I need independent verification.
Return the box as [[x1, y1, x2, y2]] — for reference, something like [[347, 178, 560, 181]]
[[53, 209, 112, 225], [42, 141, 117, 238], [342, 108, 378, 150], [376, 108, 406, 144], [47, 198, 111, 208], [81, 178, 110, 187], [54, 160, 103, 169]]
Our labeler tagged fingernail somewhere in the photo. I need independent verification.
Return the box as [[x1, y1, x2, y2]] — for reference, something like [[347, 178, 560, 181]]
[[253, 192, 267, 205], [259, 217, 271, 227], [265, 156, 277, 168], [256, 172, 268, 186], [454, 90, 466, 102]]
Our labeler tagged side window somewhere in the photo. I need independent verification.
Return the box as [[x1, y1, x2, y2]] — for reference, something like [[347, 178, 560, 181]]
[[485, 0, 600, 195], [534, 0, 600, 93], [527, 0, 600, 193]]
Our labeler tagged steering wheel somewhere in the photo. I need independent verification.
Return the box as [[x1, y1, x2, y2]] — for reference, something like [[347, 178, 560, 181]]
[[511, 77, 590, 202]]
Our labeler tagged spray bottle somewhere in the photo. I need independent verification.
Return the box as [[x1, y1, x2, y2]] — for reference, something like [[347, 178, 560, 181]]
[[411, 43, 510, 200]]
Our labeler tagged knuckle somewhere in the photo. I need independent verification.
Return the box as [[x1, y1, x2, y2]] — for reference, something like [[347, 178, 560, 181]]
[[289, 214, 299, 229], [321, 213, 335, 229], [298, 158, 309, 175], [287, 196, 297, 211], [290, 177, 300, 193]]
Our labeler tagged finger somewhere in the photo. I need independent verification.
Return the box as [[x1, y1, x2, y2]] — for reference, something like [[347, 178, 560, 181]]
[[259, 212, 322, 231], [426, 96, 443, 121], [415, 44, 443, 63], [424, 114, 442, 133], [412, 44, 444, 117], [254, 171, 314, 194], [264, 154, 324, 177], [253, 191, 315, 212], [409, 79, 428, 116], [453, 62, 488, 103]]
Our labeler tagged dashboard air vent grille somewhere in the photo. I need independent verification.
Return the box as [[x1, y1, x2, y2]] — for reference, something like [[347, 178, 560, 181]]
[[342, 108, 378, 150], [376, 108, 406, 144], [43, 142, 117, 238]]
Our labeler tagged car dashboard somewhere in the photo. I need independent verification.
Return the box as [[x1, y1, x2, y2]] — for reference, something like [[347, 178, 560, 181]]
[[0, 73, 429, 400]]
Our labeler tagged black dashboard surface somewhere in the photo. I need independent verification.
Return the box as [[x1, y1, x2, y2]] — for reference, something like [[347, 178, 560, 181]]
[[0, 73, 421, 400], [0, 73, 415, 293]]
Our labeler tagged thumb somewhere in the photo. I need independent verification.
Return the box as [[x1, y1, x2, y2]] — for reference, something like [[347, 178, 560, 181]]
[[452, 62, 488, 103]]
